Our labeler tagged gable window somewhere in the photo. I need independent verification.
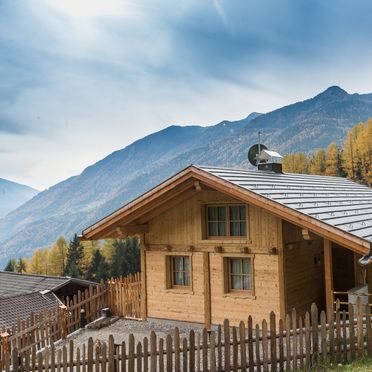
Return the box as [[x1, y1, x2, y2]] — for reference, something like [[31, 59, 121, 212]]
[[228, 257, 253, 291], [207, 205, 247, 237], [171, 256, 190, 287]]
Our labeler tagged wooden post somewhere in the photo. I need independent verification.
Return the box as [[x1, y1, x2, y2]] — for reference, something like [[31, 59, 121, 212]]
[[0, 331, 10, 369], [58, 305, 68, 340], [324, 239, 334, 314], [140, 233, 148, 320], [203, 252, 212, 329], [367, 265, 372, 304]]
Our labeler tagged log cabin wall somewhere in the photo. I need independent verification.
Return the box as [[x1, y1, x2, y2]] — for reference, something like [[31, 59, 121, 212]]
[[145, 190, 282, 326], [282, 221, 325, 317]]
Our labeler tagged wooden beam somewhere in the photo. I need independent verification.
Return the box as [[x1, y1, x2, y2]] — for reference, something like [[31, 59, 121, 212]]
[[194, 180, 202, 192], [324, 239, 334, 315], [278, 220, 286, 320], [139, 233, 147, 320], [203, 252, 212, 330]]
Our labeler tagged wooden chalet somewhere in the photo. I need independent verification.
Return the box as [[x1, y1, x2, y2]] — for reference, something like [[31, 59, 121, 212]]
[[81, 164, 372, 327]]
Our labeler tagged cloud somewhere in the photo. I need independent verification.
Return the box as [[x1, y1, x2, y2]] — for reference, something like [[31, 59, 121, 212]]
[[0, 116, 25, 135], [2, 0, 372, 188]]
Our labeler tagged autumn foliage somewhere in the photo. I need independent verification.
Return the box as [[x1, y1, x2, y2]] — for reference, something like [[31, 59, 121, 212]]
[[283, 119, 372, 185]]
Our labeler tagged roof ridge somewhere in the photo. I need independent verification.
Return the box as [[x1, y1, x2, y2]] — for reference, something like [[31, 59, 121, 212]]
[[0, 271, 71, 280]]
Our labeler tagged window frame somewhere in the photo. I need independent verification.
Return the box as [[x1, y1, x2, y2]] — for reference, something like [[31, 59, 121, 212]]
[[222, 254, 255, 297], [171, 255, 191, 288], [165, 254, 193, 291], [228, 257, 253, 292], [205, 204, 248, 239]]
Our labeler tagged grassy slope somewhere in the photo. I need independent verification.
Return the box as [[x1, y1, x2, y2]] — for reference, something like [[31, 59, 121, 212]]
[[312, 358, 372, 371]]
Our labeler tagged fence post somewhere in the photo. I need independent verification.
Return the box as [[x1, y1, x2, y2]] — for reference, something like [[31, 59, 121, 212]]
[[0, 331, 10, 369], [12, 347, 19, 372], [311, 303, 319, 366], [59, 305, 68, 340], [269, 312, 277, 372], [357, 296, 363, 357]]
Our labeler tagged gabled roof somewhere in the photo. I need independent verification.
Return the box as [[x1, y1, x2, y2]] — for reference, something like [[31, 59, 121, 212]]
[[0, 291, 60, 329], [0, 271, 94, 299], [81, 165, 372, 255]]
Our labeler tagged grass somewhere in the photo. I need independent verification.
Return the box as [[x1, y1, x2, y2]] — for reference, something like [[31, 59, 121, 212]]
[[311, 357, 372, 371]]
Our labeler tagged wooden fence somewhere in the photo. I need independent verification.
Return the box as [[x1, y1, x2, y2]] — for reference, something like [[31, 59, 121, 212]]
[[3, 297, 372, 372], [107, 273, 142, 319], [0, 274, 142, 369]]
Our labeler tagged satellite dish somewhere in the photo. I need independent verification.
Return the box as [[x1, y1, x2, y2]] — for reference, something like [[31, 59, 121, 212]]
[[248, 143, 268, 166]]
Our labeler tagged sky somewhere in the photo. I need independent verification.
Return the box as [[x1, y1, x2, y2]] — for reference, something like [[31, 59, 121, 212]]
[[2, 0, 372, 190]]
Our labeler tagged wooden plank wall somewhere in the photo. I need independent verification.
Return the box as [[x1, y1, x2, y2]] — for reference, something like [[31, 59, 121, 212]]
[[145, 190, 282, 326], [282, 221, 325, 317]]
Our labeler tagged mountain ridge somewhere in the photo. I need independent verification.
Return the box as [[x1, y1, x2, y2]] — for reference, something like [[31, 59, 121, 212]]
[[1, 86, 372, 265], [0, 179, 39, 219]]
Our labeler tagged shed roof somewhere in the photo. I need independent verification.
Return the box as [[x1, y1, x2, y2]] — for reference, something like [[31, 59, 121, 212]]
[[0, 271, 93, 299], [198, 166, 372, 243], [0, 291, 60, 329]]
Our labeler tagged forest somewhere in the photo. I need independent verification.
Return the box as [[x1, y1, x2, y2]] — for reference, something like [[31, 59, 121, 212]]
[[282, 119, 372, 185], [3, 235, 140, 282]]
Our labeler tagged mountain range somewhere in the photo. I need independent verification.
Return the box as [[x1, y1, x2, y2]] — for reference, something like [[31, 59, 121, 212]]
[[1, 86, 372, 265], [0, 179, 38, 219]]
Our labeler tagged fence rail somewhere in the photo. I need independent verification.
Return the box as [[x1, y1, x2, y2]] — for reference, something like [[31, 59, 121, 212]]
[[0, 273, 142, 369], [3, 296, 372, 371]]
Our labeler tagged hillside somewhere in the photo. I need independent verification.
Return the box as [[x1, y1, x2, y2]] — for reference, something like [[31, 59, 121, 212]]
[[1, 86, 372, 264], [0, 179, 39, 219]]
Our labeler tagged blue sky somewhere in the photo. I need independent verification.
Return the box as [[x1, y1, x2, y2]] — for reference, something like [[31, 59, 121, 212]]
[[2, 0, 372, 189]]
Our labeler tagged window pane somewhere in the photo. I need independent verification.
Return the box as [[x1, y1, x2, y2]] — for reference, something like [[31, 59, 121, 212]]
[[208, 222, 218, 236], [208, 207, 218, 221], [174, 271, 183, 285], [240, 206, 246, 220], [240, 222, 247, 236], [184, 257, 190, 271], [231, 259, 241, 274], [218, 222, 226, 236], [231, 275, 242, 289], [242, 259, 251, 274], [243, 275, 252, 290], [218, 207, 227, 221], [174, 257, 183, 271], [230, 206, 239, 220], [230, 222, 240, 236], [184, 271, 190, 286]]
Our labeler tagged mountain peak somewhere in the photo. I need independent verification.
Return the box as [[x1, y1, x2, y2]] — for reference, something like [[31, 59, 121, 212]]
[[318, 86, 348, 98]]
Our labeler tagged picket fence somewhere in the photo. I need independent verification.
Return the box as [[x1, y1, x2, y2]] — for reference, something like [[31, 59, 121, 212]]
[[0, 274, 142, 368], [3, 297, 372, 372]]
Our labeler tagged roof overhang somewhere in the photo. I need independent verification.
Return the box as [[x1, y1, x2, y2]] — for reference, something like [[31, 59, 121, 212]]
[[81, 165, 370, 255]]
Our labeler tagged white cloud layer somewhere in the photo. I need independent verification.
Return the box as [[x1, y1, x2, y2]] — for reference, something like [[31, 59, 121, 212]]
[[1, 0, 372, 189]]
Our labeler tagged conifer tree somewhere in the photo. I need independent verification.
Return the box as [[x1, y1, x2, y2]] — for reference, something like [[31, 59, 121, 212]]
[[86, 249, 109, 282], [4, 259, 16, 272], [65, 234, 84, 277], [111, 237, 140, 278], [325, 143, 342, 176]]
